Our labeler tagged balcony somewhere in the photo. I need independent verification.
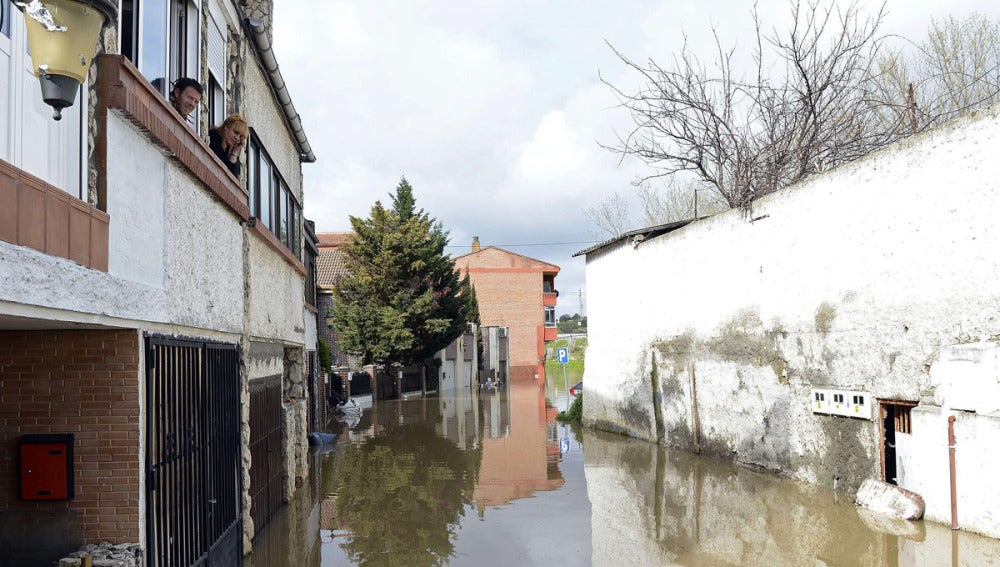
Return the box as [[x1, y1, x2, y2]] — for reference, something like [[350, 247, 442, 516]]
[[95, 55, 249, 220], [543, 326, 558, 342], [543, 291, 558, 307], [0, 158, 109, 271]]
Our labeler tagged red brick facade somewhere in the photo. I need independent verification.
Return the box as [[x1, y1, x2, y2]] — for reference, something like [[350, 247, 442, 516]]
[[0, 329, 141, 543], [453, 246, 559, 369]]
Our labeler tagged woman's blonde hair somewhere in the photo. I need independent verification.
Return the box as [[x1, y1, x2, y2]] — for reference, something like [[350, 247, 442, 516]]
[[215, 114, 249, 149]]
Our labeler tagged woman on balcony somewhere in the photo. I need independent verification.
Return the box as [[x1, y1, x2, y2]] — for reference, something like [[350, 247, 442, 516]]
[[209, 114, 248, 177]]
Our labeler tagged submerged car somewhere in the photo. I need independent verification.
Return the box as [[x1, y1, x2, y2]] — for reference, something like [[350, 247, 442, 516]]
[[570, 381, 583, 396]]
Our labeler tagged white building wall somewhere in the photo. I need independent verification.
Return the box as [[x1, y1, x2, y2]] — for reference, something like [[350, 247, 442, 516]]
[[241, 57, 302, 199], [246, 236, 305, 344], [583, 104, 1000, 537]]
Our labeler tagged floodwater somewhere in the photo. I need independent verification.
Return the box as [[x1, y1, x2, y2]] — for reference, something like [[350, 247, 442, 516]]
[[245, 369, 1000, 566]]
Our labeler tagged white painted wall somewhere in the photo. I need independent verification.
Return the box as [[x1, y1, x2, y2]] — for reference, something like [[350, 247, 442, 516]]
[[583, 104, 1000, 538], [241, 57, 302, 198], [246, 236, 305, 344]]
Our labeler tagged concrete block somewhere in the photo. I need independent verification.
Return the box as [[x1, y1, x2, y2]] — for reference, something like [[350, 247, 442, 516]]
[[855, 478, 925, 521]]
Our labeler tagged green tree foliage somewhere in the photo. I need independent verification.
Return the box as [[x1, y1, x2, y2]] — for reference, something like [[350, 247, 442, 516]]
[[332, 178, 478, 368], [317, 337, 333, 375], [332, 422, 480, 566], [557, 392, 583, 423]]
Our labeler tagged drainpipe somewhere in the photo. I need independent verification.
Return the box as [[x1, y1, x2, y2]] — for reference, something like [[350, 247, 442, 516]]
[[948, 415, 958, 530], [245, 18, 316, 163]]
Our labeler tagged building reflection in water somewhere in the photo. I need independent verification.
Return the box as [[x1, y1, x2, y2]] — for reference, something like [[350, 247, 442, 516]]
[[472, 367, 564, 513], [299, 365, 564, 566]]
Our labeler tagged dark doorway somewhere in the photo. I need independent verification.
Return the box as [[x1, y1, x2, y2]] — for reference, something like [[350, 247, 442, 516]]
[[879, 400, 916, 486]]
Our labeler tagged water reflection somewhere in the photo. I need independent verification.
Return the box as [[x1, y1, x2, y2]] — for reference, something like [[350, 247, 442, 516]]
[[246, 370, 1000, 566], [245, 372, 570, 566], [584, 429, 1000, 567]]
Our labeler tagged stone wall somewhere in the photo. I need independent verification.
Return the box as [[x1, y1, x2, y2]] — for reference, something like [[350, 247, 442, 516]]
[[583, 103, 1000, 537]]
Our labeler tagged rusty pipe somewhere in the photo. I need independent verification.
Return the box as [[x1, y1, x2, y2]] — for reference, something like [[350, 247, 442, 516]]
[[948, 415, 958, 530]]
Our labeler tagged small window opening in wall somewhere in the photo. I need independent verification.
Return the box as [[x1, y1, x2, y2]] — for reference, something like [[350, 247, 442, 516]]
[[814, 392, 825, 402], [852, 394, 865, 406], [833, 393, 844, 404]]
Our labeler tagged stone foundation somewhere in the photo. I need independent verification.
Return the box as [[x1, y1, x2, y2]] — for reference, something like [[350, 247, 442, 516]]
[[59, 542, 142, 567]]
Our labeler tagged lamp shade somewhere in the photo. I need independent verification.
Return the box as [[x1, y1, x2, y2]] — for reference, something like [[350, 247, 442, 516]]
[[19, 0, 116, 119]]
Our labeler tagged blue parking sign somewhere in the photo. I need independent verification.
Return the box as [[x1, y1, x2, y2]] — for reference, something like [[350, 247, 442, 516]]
[[557, 347, 569, 364]]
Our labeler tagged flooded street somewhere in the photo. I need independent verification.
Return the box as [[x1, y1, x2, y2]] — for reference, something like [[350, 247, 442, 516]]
[[245, 372, 1000, 566]]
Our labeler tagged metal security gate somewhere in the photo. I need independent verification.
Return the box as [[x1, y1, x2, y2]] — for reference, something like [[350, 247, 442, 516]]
[[249, 376, 286, 537], [145, 336, 242, 567]]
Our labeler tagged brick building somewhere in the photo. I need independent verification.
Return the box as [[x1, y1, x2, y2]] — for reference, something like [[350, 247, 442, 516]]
[[453, 238, 560, 379], [316, 232, 358, 371]]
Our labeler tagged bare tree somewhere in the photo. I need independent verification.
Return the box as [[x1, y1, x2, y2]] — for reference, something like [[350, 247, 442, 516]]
[[583, 192, 632, 237], [637, 179, 726, 226], [604, 0, 900, 211], [872, 13, 1000, 132]]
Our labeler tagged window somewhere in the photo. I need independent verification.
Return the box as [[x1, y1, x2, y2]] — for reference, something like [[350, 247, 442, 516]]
[[121, 0, 200, 100], [1, 1, 10, 38], [248, 135, 303, 259], [206, 6, 226, 127], [278, 182, 289, 244], [208, 73, 225, 127], [258, 155, 272, 228], [544, 306, 556, 327]]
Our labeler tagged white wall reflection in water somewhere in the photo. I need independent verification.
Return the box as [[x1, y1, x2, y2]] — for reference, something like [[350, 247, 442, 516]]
[[585, 429, 1000, 566]]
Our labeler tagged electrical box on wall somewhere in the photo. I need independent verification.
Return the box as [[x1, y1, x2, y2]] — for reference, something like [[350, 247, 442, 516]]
[[811, 389, 830, 414], [20, 433, 74, 501], [847, 391, 872, 420], [812, 389, 873, 420], [829, 391, 849, 416]]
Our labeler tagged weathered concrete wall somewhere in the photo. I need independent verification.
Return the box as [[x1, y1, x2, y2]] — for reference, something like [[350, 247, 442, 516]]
[[583, 104, 1000, 537]]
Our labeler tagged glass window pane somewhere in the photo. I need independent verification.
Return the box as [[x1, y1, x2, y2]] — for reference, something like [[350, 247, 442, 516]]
[[259, 157, 271, 228], [140, 0, 169, 94], [120, 0, 137, 62], [293, 205, 302, 258], [2, 1, 11, 37], [279, 184, 289, 245], [248, 141, 258, 216]]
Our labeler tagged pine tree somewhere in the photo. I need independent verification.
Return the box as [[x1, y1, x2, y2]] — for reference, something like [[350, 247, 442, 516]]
[[332, 177, 478, 369]]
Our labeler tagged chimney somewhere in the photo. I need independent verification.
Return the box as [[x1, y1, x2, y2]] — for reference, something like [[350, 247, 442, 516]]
[[472, 236, 481, 253]]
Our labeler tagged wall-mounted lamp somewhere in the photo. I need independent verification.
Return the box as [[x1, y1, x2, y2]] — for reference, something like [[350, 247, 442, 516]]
[[16, 0, 116, 120]]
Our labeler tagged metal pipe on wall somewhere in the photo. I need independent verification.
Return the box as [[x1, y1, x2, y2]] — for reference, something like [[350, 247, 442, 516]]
[[948, 415, 959, 530]]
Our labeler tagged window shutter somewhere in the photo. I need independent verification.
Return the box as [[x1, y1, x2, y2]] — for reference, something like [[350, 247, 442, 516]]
[[207, 10, 226, 82]]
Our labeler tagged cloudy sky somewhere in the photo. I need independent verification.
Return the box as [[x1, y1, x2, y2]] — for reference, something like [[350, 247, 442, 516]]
[[273, 0, 997, 316]]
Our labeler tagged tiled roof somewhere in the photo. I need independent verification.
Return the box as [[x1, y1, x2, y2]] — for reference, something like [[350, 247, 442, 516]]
[[317, 246, 350, 288], [317, 232, 352, 248], [454, 246, 560, 273]]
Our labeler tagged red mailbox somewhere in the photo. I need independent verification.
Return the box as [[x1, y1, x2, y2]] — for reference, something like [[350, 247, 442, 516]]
[[20, 433, 74, 501]]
